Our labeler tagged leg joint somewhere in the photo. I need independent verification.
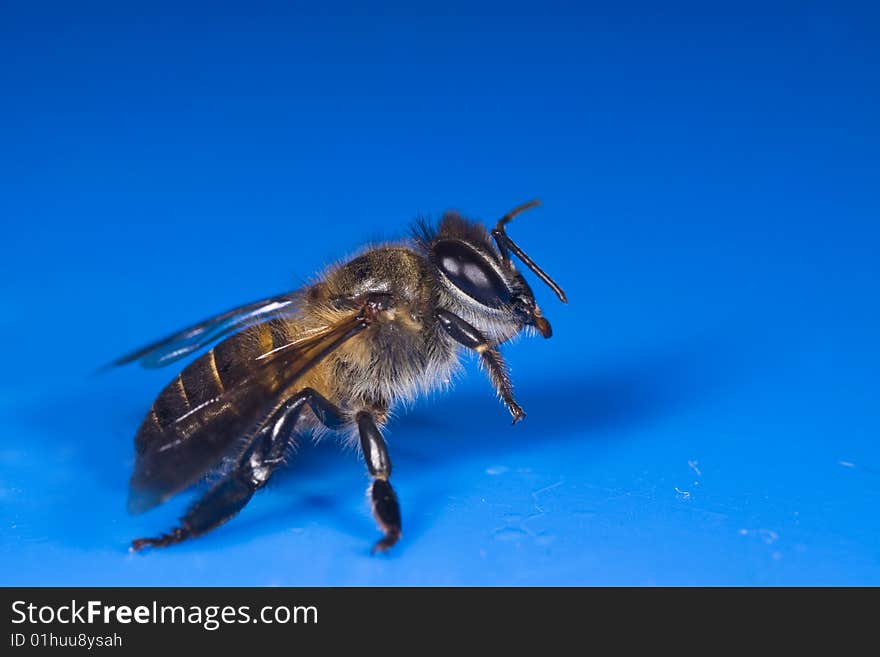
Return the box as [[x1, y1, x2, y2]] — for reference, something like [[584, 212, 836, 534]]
[[297, 387, 347, 431]]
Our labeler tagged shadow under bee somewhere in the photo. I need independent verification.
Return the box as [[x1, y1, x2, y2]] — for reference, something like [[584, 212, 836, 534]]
[[22, 329, 748, 552], [255, 332, 747, 547]]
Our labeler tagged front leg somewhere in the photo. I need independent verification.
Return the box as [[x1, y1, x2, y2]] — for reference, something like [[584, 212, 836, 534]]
[[435, 308, 526, 424]]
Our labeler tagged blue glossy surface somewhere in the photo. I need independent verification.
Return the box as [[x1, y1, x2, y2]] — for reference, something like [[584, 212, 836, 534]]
[[2, 2, 879, 586]]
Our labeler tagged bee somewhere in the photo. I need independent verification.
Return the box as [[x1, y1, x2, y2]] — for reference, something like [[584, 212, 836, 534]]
[[109, 200, 567, 552]]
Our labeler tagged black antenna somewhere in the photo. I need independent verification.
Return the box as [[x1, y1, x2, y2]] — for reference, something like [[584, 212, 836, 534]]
[[491, 200, 568, 304]]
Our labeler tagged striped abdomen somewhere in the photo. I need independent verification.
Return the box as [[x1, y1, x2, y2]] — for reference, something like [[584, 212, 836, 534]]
[[128, 319, 293, 512]]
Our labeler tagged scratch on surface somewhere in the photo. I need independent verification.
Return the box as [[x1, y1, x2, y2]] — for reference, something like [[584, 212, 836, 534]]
[[674, 487, 691, 500], [739, 528, 779, 545], [530, 480, 565, 515], [493, 479, 564, 544], [838, 460, 855, 468], [688, 460, 702, 477]]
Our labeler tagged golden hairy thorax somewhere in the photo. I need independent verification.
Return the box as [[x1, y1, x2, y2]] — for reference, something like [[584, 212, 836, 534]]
[[282, 246, 456, 421], [142, 245, 448, 452]]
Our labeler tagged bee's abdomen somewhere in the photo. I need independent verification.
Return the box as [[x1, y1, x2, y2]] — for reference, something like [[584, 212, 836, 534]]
[[130, 320, 291, 511], [140, 325, 270, 441]]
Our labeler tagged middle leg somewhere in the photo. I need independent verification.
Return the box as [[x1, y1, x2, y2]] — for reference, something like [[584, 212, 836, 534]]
[[356, 410, 402, 553]]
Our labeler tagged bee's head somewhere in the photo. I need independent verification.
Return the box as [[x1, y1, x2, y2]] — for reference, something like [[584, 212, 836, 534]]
[[415, 200, 567, 340]]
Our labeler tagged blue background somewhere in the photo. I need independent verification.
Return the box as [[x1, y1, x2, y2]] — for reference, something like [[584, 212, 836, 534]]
[[1, 1, 878, 585]]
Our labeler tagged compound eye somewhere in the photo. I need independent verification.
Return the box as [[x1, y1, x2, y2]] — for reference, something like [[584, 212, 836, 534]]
[[433, 240, 511, 307]]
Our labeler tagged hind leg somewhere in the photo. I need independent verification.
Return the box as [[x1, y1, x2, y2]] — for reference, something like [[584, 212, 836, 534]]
[[131, 388, 346, 551]]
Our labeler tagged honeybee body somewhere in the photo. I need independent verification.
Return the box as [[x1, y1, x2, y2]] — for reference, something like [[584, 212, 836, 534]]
[[115, 202, 566, 552]]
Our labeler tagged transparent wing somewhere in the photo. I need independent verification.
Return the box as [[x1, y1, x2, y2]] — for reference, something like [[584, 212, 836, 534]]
[[104, 292, 302, 370]]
